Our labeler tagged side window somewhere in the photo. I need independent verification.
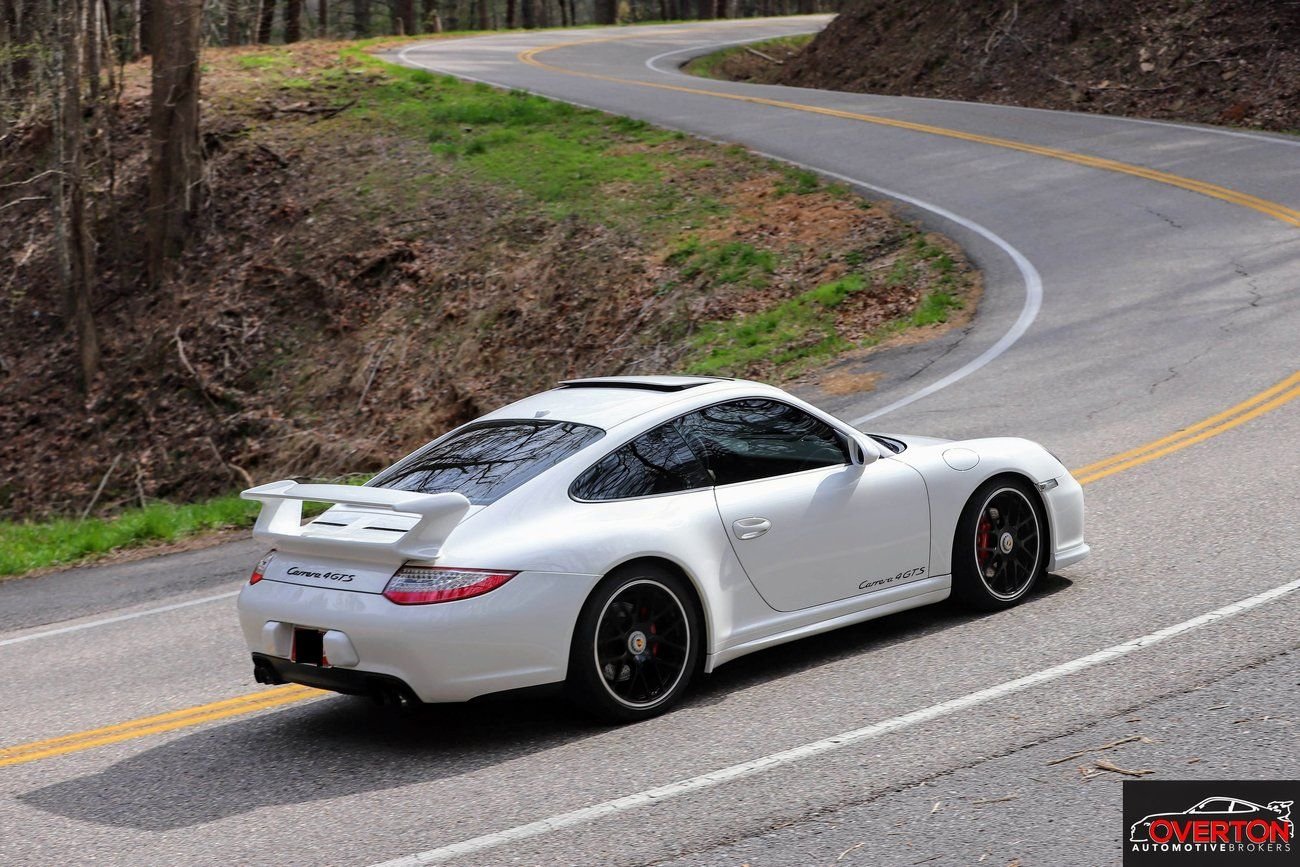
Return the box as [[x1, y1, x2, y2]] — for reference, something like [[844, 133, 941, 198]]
[[676, 399, 848, 485], [571, 422, 712, 501]]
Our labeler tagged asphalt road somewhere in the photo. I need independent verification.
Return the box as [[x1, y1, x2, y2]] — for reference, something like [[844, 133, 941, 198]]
[[4, 17, 1299, 867]]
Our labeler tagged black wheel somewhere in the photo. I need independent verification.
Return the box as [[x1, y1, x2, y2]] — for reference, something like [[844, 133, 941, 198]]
[[951, 477, 1047, 610], [567, 562, 701, 723]]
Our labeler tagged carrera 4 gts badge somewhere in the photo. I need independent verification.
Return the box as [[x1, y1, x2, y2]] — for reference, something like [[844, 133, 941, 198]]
[[286, 566, 356, 583], [859, 566, 926, 591]]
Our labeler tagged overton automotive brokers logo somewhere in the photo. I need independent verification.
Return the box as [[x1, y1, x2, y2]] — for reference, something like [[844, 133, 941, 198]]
[[1125, 781, 1298, 865]]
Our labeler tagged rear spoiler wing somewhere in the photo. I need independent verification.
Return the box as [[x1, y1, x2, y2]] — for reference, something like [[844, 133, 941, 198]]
[[241, 480, 471, 564]]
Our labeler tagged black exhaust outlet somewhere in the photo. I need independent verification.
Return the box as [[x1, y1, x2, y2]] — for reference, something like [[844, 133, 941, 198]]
[[252, 657, 286, 685]]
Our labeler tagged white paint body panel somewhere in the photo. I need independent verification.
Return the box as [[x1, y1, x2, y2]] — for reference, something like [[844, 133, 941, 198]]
[[236, 377, 1088, 702], [714, 460, 930, 611]]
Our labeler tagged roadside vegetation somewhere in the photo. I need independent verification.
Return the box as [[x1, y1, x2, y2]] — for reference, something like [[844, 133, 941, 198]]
[[0, 497, 257, 577], [1, 40, 976, 577], [684, 34, 813, 82]]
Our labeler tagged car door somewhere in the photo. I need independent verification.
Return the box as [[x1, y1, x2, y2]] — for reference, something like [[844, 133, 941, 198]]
[[677, 399, 930, 612]]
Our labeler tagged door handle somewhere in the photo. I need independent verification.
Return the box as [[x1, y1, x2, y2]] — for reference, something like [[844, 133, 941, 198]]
[[732, 517, 771, 540]]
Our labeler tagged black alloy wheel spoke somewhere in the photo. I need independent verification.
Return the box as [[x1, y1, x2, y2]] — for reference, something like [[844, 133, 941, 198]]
[[596, 581, 689, 707], [976, 489, 1040, 600]]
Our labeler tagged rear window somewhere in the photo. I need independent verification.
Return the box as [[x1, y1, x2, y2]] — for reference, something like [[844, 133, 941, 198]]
[[368, 420, 604, 505]]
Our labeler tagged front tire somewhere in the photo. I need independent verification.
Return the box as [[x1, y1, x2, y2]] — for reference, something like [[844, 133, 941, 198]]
[[567, 563, 701, 723], [951, 477, 1047, 611]]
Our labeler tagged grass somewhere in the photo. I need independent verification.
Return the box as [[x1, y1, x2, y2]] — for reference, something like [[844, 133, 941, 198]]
[[237, 51, 296, 70], [667, 237, 778, 286], [0, 495, 259, 577], [686, 274, 866, 375], [684, 34, 814, 80], [341, 51, 723, 229], [686, 235, 967, 378]]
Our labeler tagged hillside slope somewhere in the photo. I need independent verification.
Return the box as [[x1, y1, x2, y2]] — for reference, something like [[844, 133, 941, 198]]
[[777, 1, 1299, 131], [0, 42, 975, 521]]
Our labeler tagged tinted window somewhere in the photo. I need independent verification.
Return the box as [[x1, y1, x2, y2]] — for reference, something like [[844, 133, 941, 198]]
[[676, 399, 847, 485], [571, 423, 711, 500], [369, 421, 603, 505]]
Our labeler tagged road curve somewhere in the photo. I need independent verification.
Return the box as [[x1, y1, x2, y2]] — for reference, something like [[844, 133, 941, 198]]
[[3, 17, 1298, 867]]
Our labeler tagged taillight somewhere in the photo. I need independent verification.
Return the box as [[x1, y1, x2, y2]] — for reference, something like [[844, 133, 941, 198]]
[[383, 565, 517, 605], [250, 551, 275, 585]]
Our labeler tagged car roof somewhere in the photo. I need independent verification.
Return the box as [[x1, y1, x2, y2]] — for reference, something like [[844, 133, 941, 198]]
[[476, 376, 755, 429]]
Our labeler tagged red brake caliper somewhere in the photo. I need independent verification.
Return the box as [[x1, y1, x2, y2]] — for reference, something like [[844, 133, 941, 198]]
[[977, 516, 991, 568]]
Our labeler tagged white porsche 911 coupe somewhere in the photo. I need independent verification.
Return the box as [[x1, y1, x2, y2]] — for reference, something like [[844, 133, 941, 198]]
[[239, 376, 1088, 721]]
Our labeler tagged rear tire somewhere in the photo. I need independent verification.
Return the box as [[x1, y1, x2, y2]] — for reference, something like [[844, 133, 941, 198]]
[[567, 562, 701, 723], [951, 477, 1047, 611]]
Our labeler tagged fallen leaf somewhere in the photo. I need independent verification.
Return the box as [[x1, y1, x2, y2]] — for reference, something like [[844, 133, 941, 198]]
[[1094, 759, 1155, 777], [972, 794, 1019, 806]]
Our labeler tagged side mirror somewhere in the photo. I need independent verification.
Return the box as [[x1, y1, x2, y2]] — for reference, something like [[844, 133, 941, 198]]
[[845, 431, 882, 466]]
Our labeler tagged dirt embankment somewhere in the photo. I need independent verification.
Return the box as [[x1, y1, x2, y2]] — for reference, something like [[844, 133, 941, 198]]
[[0, 42, 974, 520], [744, 1, 1300, 131]]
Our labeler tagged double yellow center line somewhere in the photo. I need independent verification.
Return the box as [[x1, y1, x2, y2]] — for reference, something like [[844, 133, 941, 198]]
[[1073, 371, 1300, 484], [2, 25, 1298, 772], [0, 685, 318, 768], [518, 36, 1300, 228]]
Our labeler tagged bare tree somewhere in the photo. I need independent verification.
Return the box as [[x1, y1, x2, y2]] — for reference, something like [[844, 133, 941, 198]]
[[395, 0, 415, 33], [257, 0, 275, 42], [146, 0, 203, 288], [352, 0, 370, 36], [284, 0, 301, 41], [50, 0, 101, 387], [226, 0, 243, 43]]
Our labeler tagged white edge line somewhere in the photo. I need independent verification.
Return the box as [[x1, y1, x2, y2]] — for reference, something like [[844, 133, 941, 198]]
[[372, 574, 1300, 866], [0, 590, 240, 648], [744, 154, 1043, 427], [394, 39, 1043, 428]]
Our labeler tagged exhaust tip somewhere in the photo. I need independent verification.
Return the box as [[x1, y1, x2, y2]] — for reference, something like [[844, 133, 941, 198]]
[[252, 658, 286, 685]]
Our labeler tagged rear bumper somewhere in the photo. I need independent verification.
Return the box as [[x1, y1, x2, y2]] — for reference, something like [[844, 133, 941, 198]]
[[238, 570, 601, 703]]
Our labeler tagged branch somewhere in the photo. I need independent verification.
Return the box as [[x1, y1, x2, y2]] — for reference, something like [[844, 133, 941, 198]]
[[0, 196, 47, 212], [744, 47, 783, 65], [0, 169, 64, 190]]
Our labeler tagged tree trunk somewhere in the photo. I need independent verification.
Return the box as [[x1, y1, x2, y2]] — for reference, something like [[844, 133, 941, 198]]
[[257, 0, 275, 41], [520, 0, 534, 28], [284, 0, 301, 40], [257, 0, 278, 41], [351, 0, 369, 36], [797, 0, 814, 12], [395, 0, 415, 34], [139, 0, 155, 53], [476, 0, 488, 29], [595, 0, 615, 24], [226, 0, 243, 43], [317, 0, 327, 36], [504, 0, 514, 27], [146, 0, 204, 289], [53, 0, 101, 388]]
